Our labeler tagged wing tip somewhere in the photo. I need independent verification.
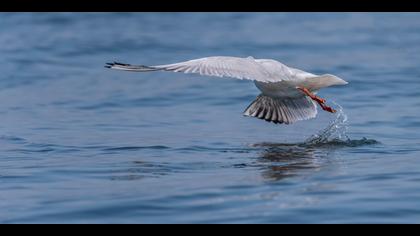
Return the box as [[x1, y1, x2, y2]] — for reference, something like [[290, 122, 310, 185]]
[[104, 62, 162, 72], [104, 61, 133, 69]]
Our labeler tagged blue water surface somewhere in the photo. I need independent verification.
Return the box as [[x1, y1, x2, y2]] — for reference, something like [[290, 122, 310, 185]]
[[1, 13, 420, 223]]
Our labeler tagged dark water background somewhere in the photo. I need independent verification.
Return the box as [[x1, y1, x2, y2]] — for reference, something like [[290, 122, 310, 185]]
[[1, 13, 420, 223]]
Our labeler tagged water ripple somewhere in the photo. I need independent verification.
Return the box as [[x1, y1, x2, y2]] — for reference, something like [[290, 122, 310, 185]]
[[102, 145, 171, 152]]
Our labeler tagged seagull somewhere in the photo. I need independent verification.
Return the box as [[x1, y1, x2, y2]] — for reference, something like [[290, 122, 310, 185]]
[[105, 56, 348, 124]]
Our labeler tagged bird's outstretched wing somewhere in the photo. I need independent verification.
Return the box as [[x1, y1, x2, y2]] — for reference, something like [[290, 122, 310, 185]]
[[255, 59, 317, 80], [105, 56, 284, 83]]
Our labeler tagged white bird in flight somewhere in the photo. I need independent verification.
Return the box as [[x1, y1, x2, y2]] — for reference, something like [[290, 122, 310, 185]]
[[105, 56, 348, 125]]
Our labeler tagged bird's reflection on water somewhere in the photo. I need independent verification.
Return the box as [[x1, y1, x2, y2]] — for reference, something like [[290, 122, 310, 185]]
[[252, 136, 379, 181], [251, 106, 356, 181], [252, 142, 329, 181]]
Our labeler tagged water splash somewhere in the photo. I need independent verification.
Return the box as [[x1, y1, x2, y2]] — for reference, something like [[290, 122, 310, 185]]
[[303, 102, 379, 147], [305, 102, 349, 144]]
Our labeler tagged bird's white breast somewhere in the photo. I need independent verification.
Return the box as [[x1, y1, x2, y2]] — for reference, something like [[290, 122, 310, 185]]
[[254, 80, 305, 98]]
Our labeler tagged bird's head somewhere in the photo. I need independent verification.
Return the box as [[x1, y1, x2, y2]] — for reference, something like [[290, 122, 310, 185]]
[[305, 74, 348, 91]]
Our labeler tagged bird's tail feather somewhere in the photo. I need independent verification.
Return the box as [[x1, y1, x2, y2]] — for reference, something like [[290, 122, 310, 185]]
[[105, 62, 162, 72], [243, 94, 317, 124]]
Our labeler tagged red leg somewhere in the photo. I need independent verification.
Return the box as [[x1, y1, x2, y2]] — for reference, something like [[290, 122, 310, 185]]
[[297, 87, 336, 113], [319, 102, 336, 113]]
